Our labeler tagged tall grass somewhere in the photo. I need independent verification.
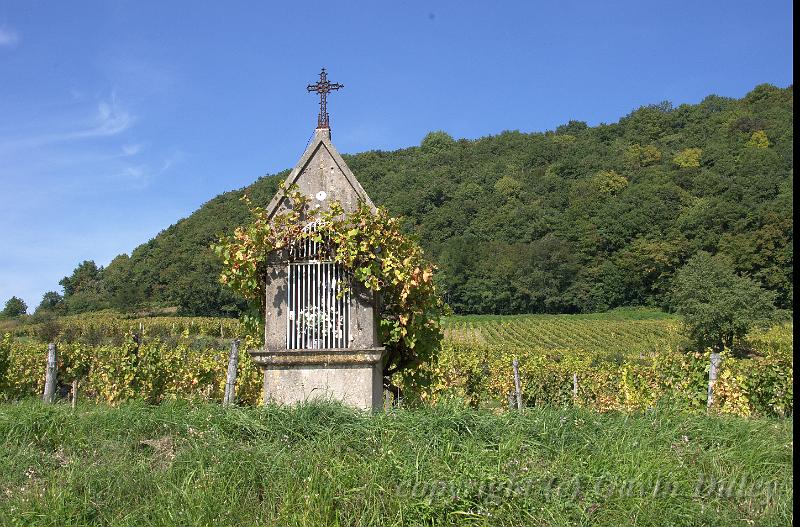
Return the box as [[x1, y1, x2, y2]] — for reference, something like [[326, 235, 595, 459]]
[[0, 400, 792, 526]]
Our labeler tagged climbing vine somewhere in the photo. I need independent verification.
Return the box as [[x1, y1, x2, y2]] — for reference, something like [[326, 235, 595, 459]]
[[212, 184, 446, 397]]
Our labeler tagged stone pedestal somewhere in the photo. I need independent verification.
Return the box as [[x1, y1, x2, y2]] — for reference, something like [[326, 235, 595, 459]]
[[250, 348, 385, 411]]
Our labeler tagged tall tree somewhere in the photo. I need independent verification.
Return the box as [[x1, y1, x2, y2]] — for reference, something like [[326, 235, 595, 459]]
[[59, 260, 107, 314], [59, 260, 102, 297], [2, 297, 28, 318], [35, 291, 64, 314], [671, 252, 775, 352]]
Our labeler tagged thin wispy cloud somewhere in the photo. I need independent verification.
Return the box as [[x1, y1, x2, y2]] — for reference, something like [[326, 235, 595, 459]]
[[159, 151, 183, 172], [103, 56, 177, 96], [122, 143, 144, 156], [110, 151, 183, 190], [82, 98, 135, 138], [0, 93, 172, 201], [0, 26, 19, 48], [0, 96, 135, 154]]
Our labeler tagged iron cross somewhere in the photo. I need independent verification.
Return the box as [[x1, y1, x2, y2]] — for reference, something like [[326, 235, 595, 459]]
[[307, 68, 343, 129]]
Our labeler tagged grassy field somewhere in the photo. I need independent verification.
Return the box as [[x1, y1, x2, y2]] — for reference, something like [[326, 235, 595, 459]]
[[0, 400, 792, 526]]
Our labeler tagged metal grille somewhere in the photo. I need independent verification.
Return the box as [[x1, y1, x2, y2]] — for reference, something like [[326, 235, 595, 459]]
[[289, 220, 327, 261], [287, 222, 349, 349]]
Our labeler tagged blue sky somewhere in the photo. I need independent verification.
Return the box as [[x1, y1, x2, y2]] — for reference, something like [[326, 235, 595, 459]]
[[0, 1, 793, 312]]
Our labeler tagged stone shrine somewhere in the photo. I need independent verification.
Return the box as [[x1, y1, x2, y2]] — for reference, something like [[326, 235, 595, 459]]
[[249, 69, 385, 411]]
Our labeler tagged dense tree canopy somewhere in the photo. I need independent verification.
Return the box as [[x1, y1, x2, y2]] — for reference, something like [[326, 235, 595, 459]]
[[34, 291, 64, 315], [671, 252, 776, 351], [58, 260, 107, 314], [45, 84, 793, 316], [1, 297, 27, 318]]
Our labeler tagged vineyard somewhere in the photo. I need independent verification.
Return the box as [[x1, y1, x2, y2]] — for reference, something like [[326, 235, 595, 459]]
[[442, 309, 682, 357], [0, 310, 793, 417]]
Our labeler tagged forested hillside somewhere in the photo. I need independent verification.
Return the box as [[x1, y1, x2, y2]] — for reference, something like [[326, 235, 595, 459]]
[[51, 84, 793, 316]]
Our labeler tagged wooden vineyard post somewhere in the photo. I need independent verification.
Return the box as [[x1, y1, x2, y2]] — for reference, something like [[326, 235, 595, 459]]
[[512, 358, 522, 411], [707, 349, 722, 410], [572, 373, 578, 403], [42, 343, 57, 404], [223, 339, 240, 406], [71, 379, 78, 409]]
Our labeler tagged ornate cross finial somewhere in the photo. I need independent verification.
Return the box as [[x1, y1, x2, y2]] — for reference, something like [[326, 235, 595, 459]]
[[307, 68, 343, 129]]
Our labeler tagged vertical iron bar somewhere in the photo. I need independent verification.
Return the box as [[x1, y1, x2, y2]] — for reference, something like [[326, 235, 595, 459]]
[[346, 272, 350, 347], [306, 262, 310, 349], [343, 269, 349, 348], [291, 264, 296, 349], [287, 264, 290, 349], [336, 265, 341, 348], [328, 263, 332, 348], [292, 263, 296, 350], [333, 264, 342, 348], [313, 262, 317, 349], [296, 263, 300, 349], [289, 264, 297, 349], [297, 265, 306, 349], [304, 262, 308, 349], [343, 266, 347, 347], [310, 262, 314, 349]]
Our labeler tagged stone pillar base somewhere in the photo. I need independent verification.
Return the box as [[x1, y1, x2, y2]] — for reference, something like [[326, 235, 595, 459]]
[[249, 348, 385, 411]]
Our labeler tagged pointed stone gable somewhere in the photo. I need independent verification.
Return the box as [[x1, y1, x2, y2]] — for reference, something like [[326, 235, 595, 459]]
[[265, 128, 376, 219]]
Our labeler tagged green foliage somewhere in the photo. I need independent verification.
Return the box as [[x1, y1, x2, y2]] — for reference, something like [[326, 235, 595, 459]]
[[555, 119, 588, 134], [34, 291, 64, 315], [623, 143, 662, 169], [672, 147, 702, 168], [493, 175, 523, 199], [589, 170, 628, 195], [671, 252, 776, 351], [212, 187, 446, 386], [48, 84, 794, 315], [58, 260, 108, 314], [59, 260, 101, 297], [419, 130, 455, 153], [1, 297, 27, 318], [102, 254, 144, 312], [746, 129, 770, 149]]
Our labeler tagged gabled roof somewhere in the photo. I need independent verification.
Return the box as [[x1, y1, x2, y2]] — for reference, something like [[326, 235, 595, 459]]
[[265, 128, 376, 219]]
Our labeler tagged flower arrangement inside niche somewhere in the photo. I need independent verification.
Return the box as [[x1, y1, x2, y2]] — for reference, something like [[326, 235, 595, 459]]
[[296, 305, 342, 345]]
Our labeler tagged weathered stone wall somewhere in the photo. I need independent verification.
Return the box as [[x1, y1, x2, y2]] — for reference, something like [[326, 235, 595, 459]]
[[259, 352, 384, 411], [269, 128, 374, 218]]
